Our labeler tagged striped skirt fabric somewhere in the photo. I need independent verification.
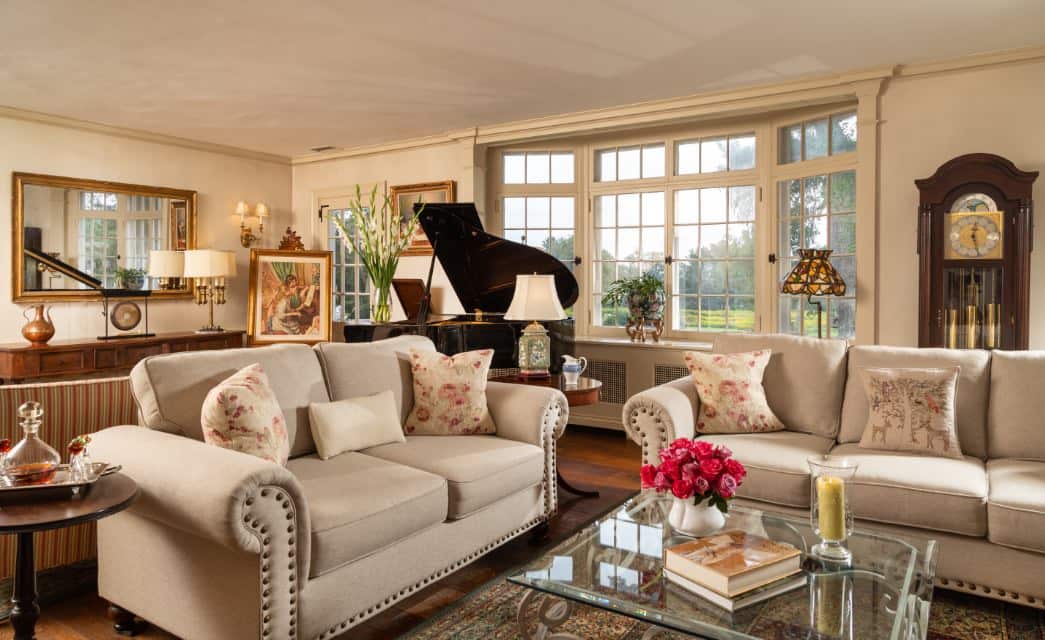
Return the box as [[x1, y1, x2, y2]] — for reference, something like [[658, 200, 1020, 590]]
[[0, 377, 138, 580]]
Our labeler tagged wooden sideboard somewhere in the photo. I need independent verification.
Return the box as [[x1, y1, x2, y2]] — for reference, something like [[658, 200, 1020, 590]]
[[0, 331, 245, 383]]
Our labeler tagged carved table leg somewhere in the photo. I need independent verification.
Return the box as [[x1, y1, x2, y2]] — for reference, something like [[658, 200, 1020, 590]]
[[11, 531, 39, 640], [516, 590, 582, 640], [557, 470, 600, 498]]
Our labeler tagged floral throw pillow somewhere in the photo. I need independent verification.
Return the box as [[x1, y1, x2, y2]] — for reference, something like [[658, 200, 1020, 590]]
[[404, 348, 496, 435], [858, 367, 962, 458], [683, 350, 785, 434], [200, 363, 289, 465]]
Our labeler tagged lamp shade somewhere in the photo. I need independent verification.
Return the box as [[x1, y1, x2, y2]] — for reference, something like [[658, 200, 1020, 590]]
[[504, 274, 566, 321], [183, 249, 235, 279], [235, 200, 250, 216], [254, 202, 270, 218], [781, 249, 847, 296], [147, 250, 185, 277]]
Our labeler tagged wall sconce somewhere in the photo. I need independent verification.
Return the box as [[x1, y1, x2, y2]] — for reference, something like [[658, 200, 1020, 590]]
[[238, 201, 269, 247]]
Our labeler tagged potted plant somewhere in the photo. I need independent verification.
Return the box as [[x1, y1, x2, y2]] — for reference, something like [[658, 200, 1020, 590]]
[[641, 438, 747, 536], [330, 185, 422, 323], [114, 267, 146, 290], [603, 271, 665, 341]]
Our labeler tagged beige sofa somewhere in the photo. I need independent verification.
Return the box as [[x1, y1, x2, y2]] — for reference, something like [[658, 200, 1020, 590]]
[[90, 335, 568, 640], [623, 333, 1045, 608]]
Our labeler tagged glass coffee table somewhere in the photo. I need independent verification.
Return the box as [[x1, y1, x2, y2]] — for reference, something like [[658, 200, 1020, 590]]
[[509, 494, 937, 639]]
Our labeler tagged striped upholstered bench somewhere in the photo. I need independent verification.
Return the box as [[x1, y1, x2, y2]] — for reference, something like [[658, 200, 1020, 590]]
[[0, 377, 137, 580]]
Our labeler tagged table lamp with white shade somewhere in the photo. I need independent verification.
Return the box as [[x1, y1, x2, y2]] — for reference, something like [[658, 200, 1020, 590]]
[[183, 249, 236, 333], [147, 250, 185, 290], [504, 274, 566, 378]]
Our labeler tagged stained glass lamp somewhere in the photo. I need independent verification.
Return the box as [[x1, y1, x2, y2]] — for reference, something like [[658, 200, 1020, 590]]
[[781, 249, 847, 338]]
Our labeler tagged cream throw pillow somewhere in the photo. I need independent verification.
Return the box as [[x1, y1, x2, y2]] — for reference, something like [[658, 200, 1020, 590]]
[[858, 367, 962, 458], [308, 390, 405, 459], [404, 348, 496, 435], [201, 363, 290, 465], [683, 350, 784, 434]]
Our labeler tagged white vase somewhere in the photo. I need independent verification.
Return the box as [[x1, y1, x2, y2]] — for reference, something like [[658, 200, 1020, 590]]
[[668, 497, 726, 537]]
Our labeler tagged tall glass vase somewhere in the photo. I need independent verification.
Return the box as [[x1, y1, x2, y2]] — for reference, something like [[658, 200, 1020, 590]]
[[372, 280, 392, 323], [807, 456, 858, 563]]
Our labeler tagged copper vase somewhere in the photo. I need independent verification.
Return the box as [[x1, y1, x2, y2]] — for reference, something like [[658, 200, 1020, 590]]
[[21, 304, 55, 346]]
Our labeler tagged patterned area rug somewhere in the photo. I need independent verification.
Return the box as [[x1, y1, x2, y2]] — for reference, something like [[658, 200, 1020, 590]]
[[402, 579, 1045, 639]]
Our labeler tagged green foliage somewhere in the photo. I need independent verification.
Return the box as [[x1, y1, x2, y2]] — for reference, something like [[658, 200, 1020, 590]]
[[603, 271, 665, 307]]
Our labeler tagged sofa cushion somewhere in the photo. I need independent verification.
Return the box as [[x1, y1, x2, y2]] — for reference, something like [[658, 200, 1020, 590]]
[[829, 444, 987, 536], [712, 333, 848, 438], [988, 351, 1045, 460], [201, 363, 290, 465], [287, 452, 447, 577], [987, 459, 1045, 553], [684, 350, 784, 434], [363, 436, 543, 519], [856, 367, 962, 458], [697, 431, 835, 508], [131, 344, 329, 457], [314, 335, 435, 424], [838, 346, 990, 459]]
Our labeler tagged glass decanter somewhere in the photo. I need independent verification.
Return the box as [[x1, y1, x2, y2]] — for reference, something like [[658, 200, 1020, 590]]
[[3, 401, 61, 485]]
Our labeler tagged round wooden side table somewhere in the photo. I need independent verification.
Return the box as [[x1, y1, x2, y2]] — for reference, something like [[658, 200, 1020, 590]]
[[488, 374, 603, 498], [0, 473, 138, 640]]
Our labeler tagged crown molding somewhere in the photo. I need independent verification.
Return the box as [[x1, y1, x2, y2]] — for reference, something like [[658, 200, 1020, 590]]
[[0, 106, 291, 165], [895, 44, 1045, 78], [292, 128, 478, 166]]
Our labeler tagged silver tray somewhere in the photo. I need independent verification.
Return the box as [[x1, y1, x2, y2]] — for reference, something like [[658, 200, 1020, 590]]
[[0, 463, 121, 503]]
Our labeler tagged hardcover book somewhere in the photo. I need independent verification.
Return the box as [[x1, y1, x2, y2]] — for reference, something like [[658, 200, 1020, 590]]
[[664, 530, 801, 597]]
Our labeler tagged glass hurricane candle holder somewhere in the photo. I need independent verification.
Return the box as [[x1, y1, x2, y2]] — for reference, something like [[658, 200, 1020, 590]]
[[807, 456, 859, 563], [3, 401, 61, 486]]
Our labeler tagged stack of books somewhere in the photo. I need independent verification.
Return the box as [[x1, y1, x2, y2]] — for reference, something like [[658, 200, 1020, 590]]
[[664, 530, 805, 611]]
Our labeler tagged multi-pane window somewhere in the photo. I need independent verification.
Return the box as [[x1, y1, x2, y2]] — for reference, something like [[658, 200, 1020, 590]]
[[78, 218, 118, 287], [779, 111, 857, 164], [595, 144, 665, 182], [503, 196, 575, 266], [125, 218, 162, 274], [673, 186, 757, 332], [778, 170, 857, 338], [593, 192, 665, 326], [127, 195, 164, 213], [327, 209, 370, 322], [79, 191, 118, 211], [503, 151, 574, 184], [675, 134, 756, 175]]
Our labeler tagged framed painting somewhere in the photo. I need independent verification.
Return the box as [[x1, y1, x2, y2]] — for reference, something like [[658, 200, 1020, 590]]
[[390, 180, 456, 256], [247, 249, 332, 344], [169, 200, 188, 250]]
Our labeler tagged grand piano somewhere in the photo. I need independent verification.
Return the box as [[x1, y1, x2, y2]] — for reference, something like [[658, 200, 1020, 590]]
[[342, 203, 577, 372]]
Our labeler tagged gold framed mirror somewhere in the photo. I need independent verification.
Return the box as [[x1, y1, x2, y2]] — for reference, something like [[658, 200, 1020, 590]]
[[12, 172, 198, 302]]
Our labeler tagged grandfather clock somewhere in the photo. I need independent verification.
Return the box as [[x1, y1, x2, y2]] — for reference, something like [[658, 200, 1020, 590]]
[[916, 153, 1037, 350]]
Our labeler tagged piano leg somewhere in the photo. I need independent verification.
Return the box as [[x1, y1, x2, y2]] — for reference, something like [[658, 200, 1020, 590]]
[[556, 471, 600, 499]]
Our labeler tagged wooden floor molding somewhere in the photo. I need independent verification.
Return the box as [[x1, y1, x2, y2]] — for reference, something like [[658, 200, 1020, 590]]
[[0, 426, 642, 640]]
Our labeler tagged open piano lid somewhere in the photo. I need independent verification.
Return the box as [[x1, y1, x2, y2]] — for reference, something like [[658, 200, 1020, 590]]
[[24, 248, 151, 298], [416, 202, 578, 314]]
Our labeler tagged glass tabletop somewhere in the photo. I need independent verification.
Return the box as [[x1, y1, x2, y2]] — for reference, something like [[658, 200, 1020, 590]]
[[508, 494, 938, 640]]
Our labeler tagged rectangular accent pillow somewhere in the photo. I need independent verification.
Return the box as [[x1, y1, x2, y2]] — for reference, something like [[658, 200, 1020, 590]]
[[201, 363, 289, 465], [858, 367, 962, 458], [404, 348, 496, 435], [684, 350, 784, 434], [308, 390, 405, 459]]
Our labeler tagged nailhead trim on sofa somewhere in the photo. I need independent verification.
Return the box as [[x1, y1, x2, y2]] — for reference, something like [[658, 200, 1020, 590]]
[[936, 577, 1042, 608], [244, 486, 301, 640]]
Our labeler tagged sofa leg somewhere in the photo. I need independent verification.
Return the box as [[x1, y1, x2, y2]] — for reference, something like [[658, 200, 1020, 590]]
[[108, 603, 148, 636], [529, 521, 550, 545]]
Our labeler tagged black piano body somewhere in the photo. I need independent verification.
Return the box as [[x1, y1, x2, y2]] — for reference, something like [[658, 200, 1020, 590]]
[[342, 203, 577, 372]]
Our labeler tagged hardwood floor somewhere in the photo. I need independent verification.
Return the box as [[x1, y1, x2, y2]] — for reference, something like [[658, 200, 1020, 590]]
[[0, 426, 641, 640]]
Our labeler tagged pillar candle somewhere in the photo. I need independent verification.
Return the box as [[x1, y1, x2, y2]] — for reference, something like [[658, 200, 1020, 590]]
[[816, 475, 846, 541]]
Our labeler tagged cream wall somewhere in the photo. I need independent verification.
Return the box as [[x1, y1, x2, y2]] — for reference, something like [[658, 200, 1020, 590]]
[[0, 115, 292, 342], [291, 139, 481, 322], [878, 60, 1045, 347]]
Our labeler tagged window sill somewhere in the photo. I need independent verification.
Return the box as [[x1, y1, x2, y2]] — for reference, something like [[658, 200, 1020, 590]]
[[574, 335, 712, 351]]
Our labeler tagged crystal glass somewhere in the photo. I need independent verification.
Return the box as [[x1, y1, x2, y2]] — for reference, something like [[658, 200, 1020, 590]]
[[3, 401, 61, 485], [68, 435, 96, 482], [808, 456, 859, 562]]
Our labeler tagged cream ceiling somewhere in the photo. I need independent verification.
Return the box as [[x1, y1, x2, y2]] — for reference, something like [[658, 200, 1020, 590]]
[[1, 0, 1044, 157]]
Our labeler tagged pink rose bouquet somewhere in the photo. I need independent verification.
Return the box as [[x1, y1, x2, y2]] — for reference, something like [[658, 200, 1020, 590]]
[[640, 438, 746, 514]]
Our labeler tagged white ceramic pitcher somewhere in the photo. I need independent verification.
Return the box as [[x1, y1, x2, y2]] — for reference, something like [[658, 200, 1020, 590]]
[[561, 355, 587, 386]]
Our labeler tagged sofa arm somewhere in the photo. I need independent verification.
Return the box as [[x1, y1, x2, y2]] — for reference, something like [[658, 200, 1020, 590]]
[[486, 381, 568, 517], [622, 377, 698, 465], [91, 426, 311, 583]]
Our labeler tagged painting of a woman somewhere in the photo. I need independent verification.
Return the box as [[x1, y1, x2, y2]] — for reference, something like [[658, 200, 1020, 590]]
[[248, 249, 332, 344]]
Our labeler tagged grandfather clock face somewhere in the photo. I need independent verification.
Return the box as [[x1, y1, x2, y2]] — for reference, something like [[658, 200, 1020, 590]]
[[945, 193, 1004, 260]]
